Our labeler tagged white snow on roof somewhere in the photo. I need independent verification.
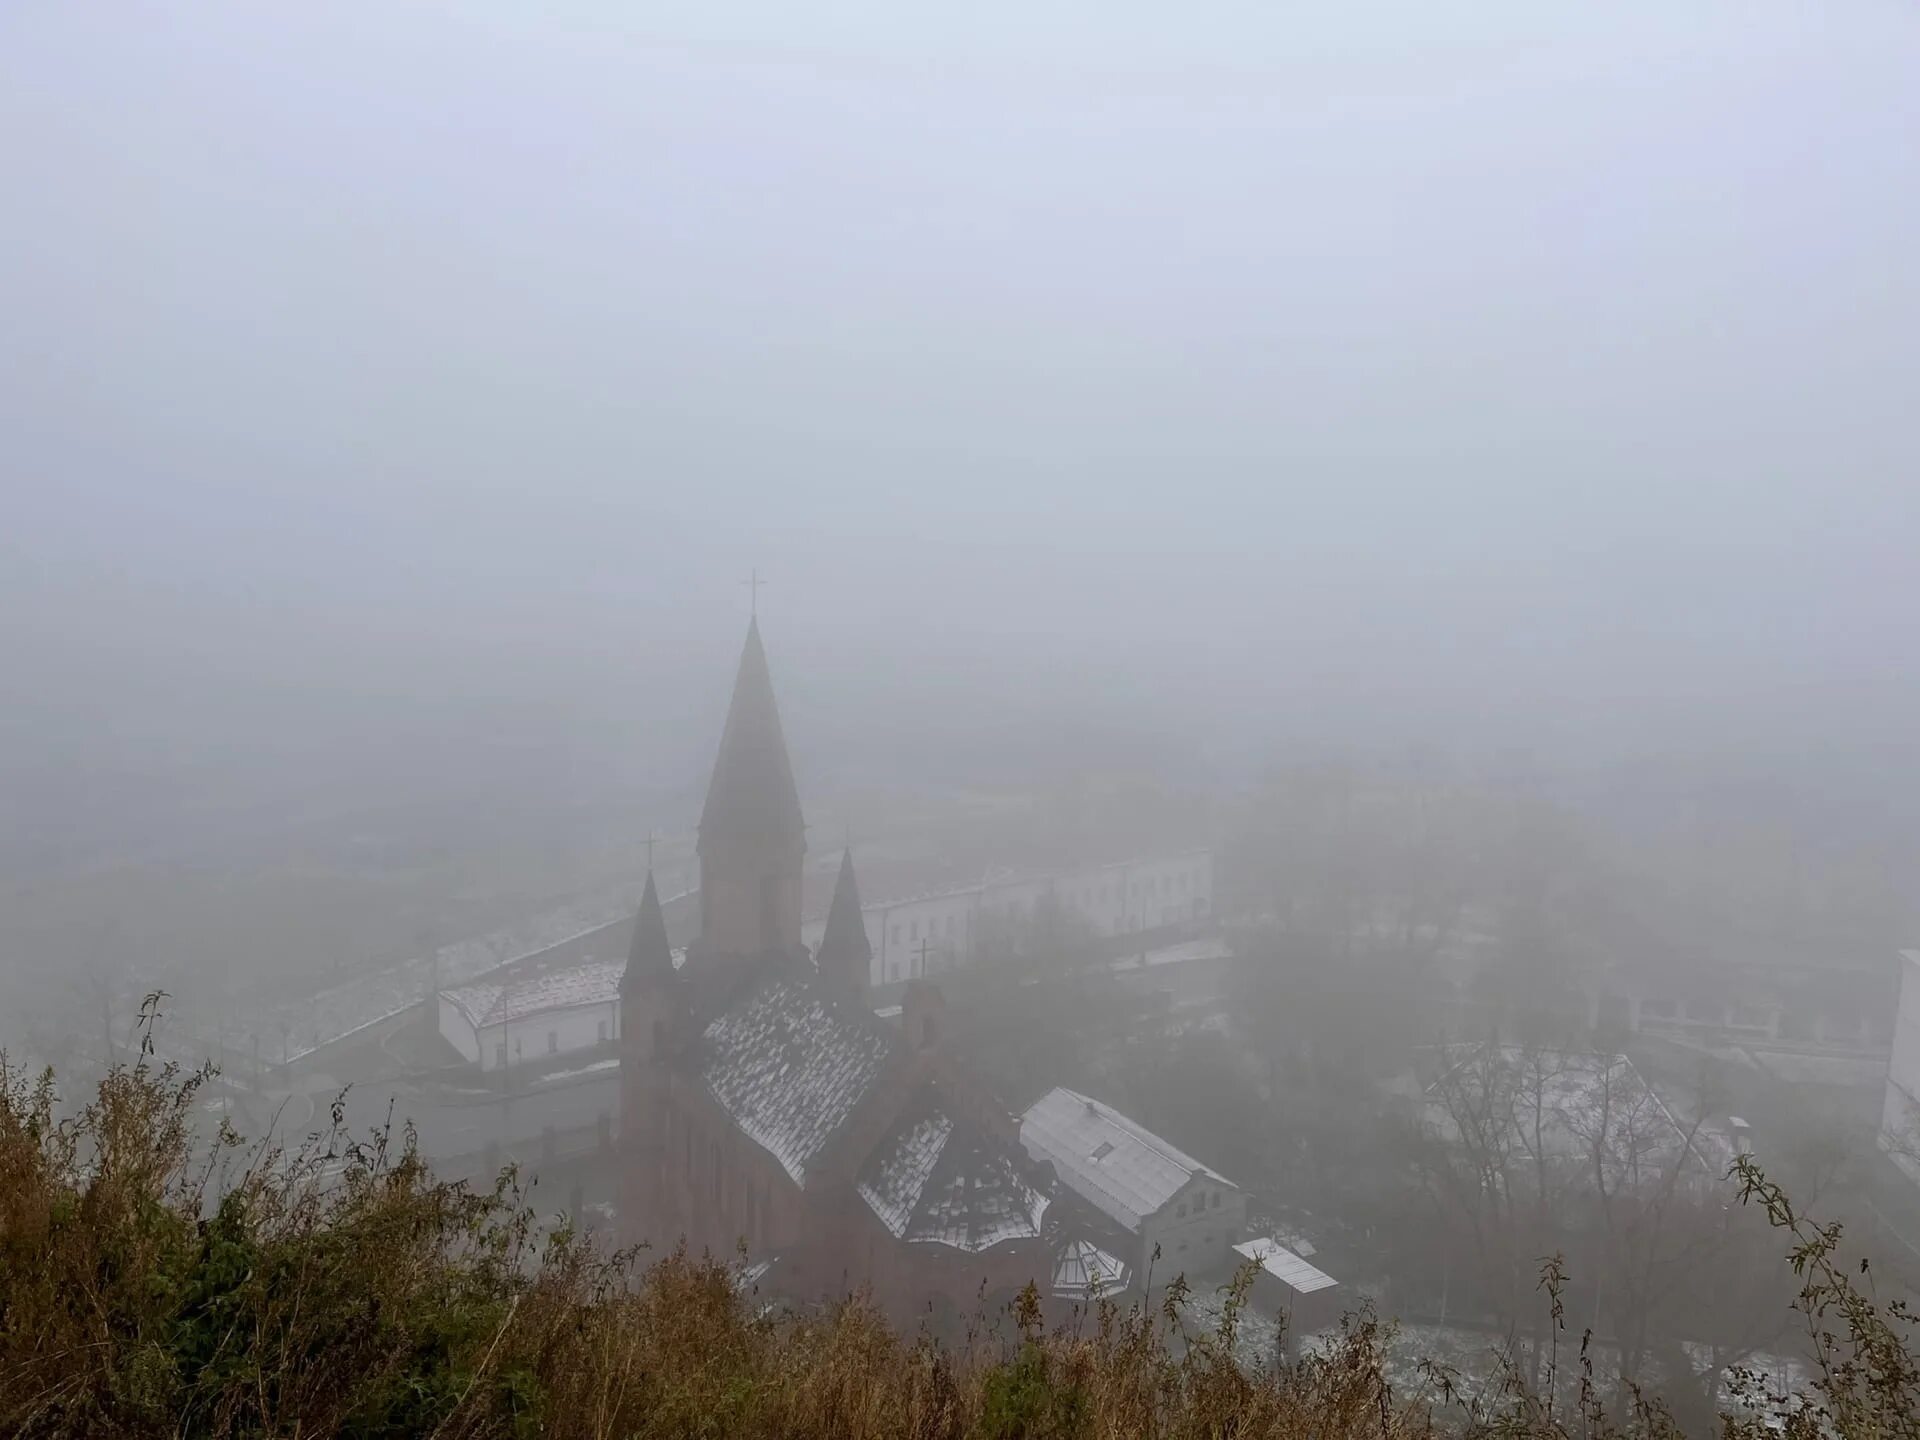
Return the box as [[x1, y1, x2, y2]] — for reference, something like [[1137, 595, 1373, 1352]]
[[857, 1096, 1049, 1253], [701, 977, 892, 1185], [442, 959, 623, 1029], [1235, 1238, 1338, 1294], [1020, 1087, 1233, 1233], [205, 880, 687, 1063], [859, 1111, 953, 1235]]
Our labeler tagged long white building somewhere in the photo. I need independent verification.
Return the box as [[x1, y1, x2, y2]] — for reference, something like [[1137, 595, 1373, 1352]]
[[439, 960, 625, 1072], [803, 851, 1213, 987]]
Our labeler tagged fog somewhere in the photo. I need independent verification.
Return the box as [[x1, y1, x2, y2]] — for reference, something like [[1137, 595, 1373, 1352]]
[[3, 0, 1920, 1416]]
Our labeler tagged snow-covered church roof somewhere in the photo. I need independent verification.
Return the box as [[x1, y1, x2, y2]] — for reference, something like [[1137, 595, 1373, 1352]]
[[856, 1090, 1049, 1253], [699, 975, 892, 1185]]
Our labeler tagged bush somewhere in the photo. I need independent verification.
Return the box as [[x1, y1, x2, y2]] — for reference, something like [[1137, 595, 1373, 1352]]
[[2, 1007, 1915, 1438]]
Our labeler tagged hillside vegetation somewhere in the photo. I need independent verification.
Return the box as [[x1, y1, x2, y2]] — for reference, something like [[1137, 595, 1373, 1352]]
[[2, 1015, 1915, 1439]]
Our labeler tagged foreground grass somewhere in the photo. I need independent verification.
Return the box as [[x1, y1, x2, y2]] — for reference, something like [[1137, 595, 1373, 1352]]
[[2, 1021, 1915, 1438]]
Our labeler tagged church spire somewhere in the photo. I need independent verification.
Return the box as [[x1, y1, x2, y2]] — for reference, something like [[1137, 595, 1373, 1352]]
[[694, 616, 808, 959], [621, 870, 673, 994], [815, 847, 873, 998], [699, 616, 805, 847]]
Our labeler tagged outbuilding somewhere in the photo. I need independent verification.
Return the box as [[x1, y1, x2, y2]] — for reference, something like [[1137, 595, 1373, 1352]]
[[1019, 1086, 1245, 1287]]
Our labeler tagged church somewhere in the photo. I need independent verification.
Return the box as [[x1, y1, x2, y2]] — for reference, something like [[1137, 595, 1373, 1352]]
[[619, 617, 1060, 1315]]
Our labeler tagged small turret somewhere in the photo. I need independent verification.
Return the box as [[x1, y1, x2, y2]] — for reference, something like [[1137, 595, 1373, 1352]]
[[815, 847, 873, 999], [622, 870, 674, 992], [696, 617, 807, 959], [620, 871, 678, 1063]]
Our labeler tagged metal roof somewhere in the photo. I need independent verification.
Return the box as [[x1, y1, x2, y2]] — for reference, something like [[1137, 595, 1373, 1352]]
[[1020, 1086, 1233, 1233], [1234, 1238, 1338, 1295]]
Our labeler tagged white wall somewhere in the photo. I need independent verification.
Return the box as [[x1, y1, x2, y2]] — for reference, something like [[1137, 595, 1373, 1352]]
[[438, 994, 483, 1064], [467, 1000, 619, 1072], [1138, 1173, 1245, 1287]]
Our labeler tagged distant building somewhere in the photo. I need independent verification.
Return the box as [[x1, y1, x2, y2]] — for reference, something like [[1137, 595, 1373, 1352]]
[[1233, 1238, 1341, 1351], [1878, 951, 1920, 1183], [803, 852, 1214, 986], [1019, 1086, 1245, 1287], [1584, 943, 1895, 1052], [439, 957, 628, 1072]]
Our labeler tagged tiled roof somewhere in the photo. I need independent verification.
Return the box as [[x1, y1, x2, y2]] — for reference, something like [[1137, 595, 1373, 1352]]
[[1020, 1087, 1233, 1233], [700, 976, 892, 1185], [441, 958, 625, 1029], [857, 1091, 1048, 1253]]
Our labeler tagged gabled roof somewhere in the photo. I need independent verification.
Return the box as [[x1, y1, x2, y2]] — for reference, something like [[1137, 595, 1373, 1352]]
[[698, 975, 891, 1185], [621, 871, 674, 994], [442, 959, 624, 1030], [856, 1088, 1049, 1254], [1020, 1087, 1234, 1233], [699, 618, 805, 848]]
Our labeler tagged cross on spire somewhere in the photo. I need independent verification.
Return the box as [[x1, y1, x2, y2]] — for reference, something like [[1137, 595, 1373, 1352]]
[[644, 829, 658, 872], [741, 567, 765, 617]]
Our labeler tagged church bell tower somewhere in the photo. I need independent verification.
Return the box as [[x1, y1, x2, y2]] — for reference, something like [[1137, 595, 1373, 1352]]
[[695, 617, 807, 961]]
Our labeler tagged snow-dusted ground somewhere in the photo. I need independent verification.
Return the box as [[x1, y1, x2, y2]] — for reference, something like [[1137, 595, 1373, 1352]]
[[1173, 1286, 1809, 1415]]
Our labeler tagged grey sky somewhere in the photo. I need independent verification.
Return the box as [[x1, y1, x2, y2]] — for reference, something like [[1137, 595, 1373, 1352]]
[[3, 0, 1918, 863]]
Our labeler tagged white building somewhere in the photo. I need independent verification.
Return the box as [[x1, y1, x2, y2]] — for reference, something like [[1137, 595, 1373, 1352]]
[[1233, 1238, 1341, 1351], [1880, 950, 1920, 1182], [439, 958, 626, 1072], [1019, 1085, 1246, 1287], [803, 851, 1214, 987]]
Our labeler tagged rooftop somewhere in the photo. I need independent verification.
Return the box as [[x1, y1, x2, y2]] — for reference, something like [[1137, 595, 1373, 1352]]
[[1052, 1238, 1132, 1298], [440, 958, 627, 1030], [198, 878, 683, 1064], [1234, 1238, 1338, 1295], [1020, 1086, 1233, 1233], [700, 976, 893, 1186], [856, 1091, 1049, 1253]]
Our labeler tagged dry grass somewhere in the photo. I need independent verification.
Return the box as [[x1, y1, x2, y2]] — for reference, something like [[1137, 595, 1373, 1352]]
[[1, 1008, 1911, 1438]]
